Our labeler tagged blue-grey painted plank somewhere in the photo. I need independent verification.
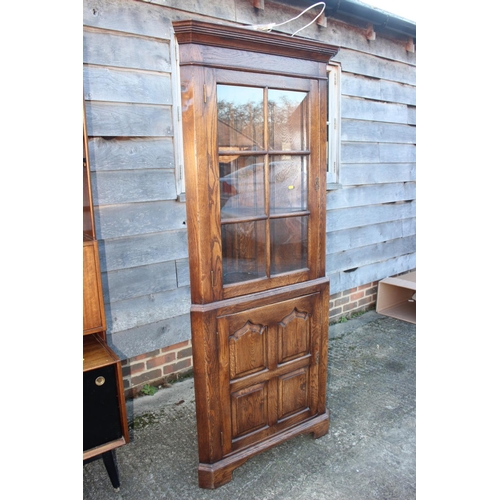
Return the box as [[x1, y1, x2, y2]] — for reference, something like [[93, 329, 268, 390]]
[[83, 66, 172, 105], [341, 143, 418, 165], [327, 218, 416, 252], [95, 200, 186, 239], [91, 169, 177, 205], [328, 254, 416, 295], [327, 182, 416, 210], [176, 259, 190, 288], [337, 49, 416, 85], [326, 235, 416, 274], [341, 163, 416, 185], [84, 0, 174, 40], [342, 96, 409, 124], [342, 73, 416, 105], [108, 313, 192, 360], [85, 101, 173, 137], [407, 106, 416, 125], [380, 143, 416, 163], [105, 285, 191, 334], [88, 137, 174, 171], [341, 119, 416, 144], [326, 201, 416, 232], [102, 261, 178, 303], [98, 229, 188, 272], [83, 29, 170, 72]]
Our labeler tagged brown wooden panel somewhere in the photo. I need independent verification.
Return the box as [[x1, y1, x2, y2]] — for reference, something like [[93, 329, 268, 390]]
[[277, 307, 310, 364], [278, 366, 309, 420], [231, 382, 268, 439], [83, 240, 106, 334], [229, 321, 268, 380]]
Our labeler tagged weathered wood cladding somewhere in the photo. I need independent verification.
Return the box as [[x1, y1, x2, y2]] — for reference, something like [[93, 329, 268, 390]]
[[83, 0, 415, 360], [327, 43, 416, 294], [84, 0, 189, 357]]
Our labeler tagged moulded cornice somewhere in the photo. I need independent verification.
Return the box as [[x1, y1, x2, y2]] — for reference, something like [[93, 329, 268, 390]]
[[172, 20, 339, 63]]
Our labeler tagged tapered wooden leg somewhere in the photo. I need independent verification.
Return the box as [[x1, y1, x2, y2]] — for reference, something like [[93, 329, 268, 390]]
[[102, 451, 121, 491]]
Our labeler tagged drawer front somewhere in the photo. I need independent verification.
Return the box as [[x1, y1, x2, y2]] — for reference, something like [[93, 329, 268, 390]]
[[83, 364, 122, 451]]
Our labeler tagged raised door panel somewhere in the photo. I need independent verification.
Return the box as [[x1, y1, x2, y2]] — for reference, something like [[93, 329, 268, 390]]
[[218, 292, 321, 455]]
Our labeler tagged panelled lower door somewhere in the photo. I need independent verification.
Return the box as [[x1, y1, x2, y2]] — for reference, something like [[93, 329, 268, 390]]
[[217, 292, 322, 456]]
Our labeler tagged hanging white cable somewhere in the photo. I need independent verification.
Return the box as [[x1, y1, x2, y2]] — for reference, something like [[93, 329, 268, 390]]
[[249, 2, 326, 37]]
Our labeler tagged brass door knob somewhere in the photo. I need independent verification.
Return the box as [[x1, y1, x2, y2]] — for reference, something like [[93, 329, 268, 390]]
[[95, 376, 105, 386]]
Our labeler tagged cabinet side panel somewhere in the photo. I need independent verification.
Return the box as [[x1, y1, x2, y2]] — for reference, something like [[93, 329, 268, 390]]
[[191, 309, 223, 463]]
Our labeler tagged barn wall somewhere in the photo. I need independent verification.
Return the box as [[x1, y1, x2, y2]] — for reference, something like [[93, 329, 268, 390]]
[[83, 0, 416, 361]]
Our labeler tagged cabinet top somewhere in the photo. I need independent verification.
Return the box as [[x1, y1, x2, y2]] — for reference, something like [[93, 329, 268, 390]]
[[172, 20, 339, 63]]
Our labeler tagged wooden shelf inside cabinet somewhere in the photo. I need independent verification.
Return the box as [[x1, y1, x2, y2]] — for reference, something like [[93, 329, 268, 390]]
[[83, 334, 129, 460]]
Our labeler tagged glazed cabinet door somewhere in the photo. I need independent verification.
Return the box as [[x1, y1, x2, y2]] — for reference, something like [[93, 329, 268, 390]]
[[217, 291, 325, 456], [182, 67, 327, 304]]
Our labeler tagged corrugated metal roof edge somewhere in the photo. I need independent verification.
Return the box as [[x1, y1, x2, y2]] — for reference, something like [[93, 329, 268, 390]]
[[277, 0, 416, 40]]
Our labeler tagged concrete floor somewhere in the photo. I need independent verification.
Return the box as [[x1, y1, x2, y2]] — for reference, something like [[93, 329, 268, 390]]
[[83, 311, 416, 499]]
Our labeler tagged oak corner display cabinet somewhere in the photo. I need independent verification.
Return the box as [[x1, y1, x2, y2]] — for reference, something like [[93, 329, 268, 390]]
[[83, 102, 129, 490], [173, 20, 339, 489]]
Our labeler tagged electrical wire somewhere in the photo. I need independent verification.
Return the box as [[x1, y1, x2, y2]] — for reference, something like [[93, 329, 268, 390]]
[[249, 2, 326, 37]]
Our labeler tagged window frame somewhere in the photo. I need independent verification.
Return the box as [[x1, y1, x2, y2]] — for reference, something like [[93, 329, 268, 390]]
[[327, 63, 341, 188]]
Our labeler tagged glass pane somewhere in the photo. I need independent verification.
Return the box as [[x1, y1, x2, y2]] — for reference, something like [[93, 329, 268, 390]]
[[268, 90, 308, 151], [270, 156, 308, 214], [270, 216, 308, 274], [218, 85, 264, 151], [220, 156, 265, 219], [222, 220, 266, 285]]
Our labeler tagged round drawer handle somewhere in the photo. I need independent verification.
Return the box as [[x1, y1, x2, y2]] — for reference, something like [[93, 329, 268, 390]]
[[95, 376, 106, 386]]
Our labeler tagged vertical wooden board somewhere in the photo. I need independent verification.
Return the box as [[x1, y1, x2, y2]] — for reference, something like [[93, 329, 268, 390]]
[[191, 309, 224, 463]]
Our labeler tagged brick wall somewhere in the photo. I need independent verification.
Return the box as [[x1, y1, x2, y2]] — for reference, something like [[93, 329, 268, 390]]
[[121, 340, 193, 400], [328, 281, 378, 324], [121, 282, 380, 399]]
